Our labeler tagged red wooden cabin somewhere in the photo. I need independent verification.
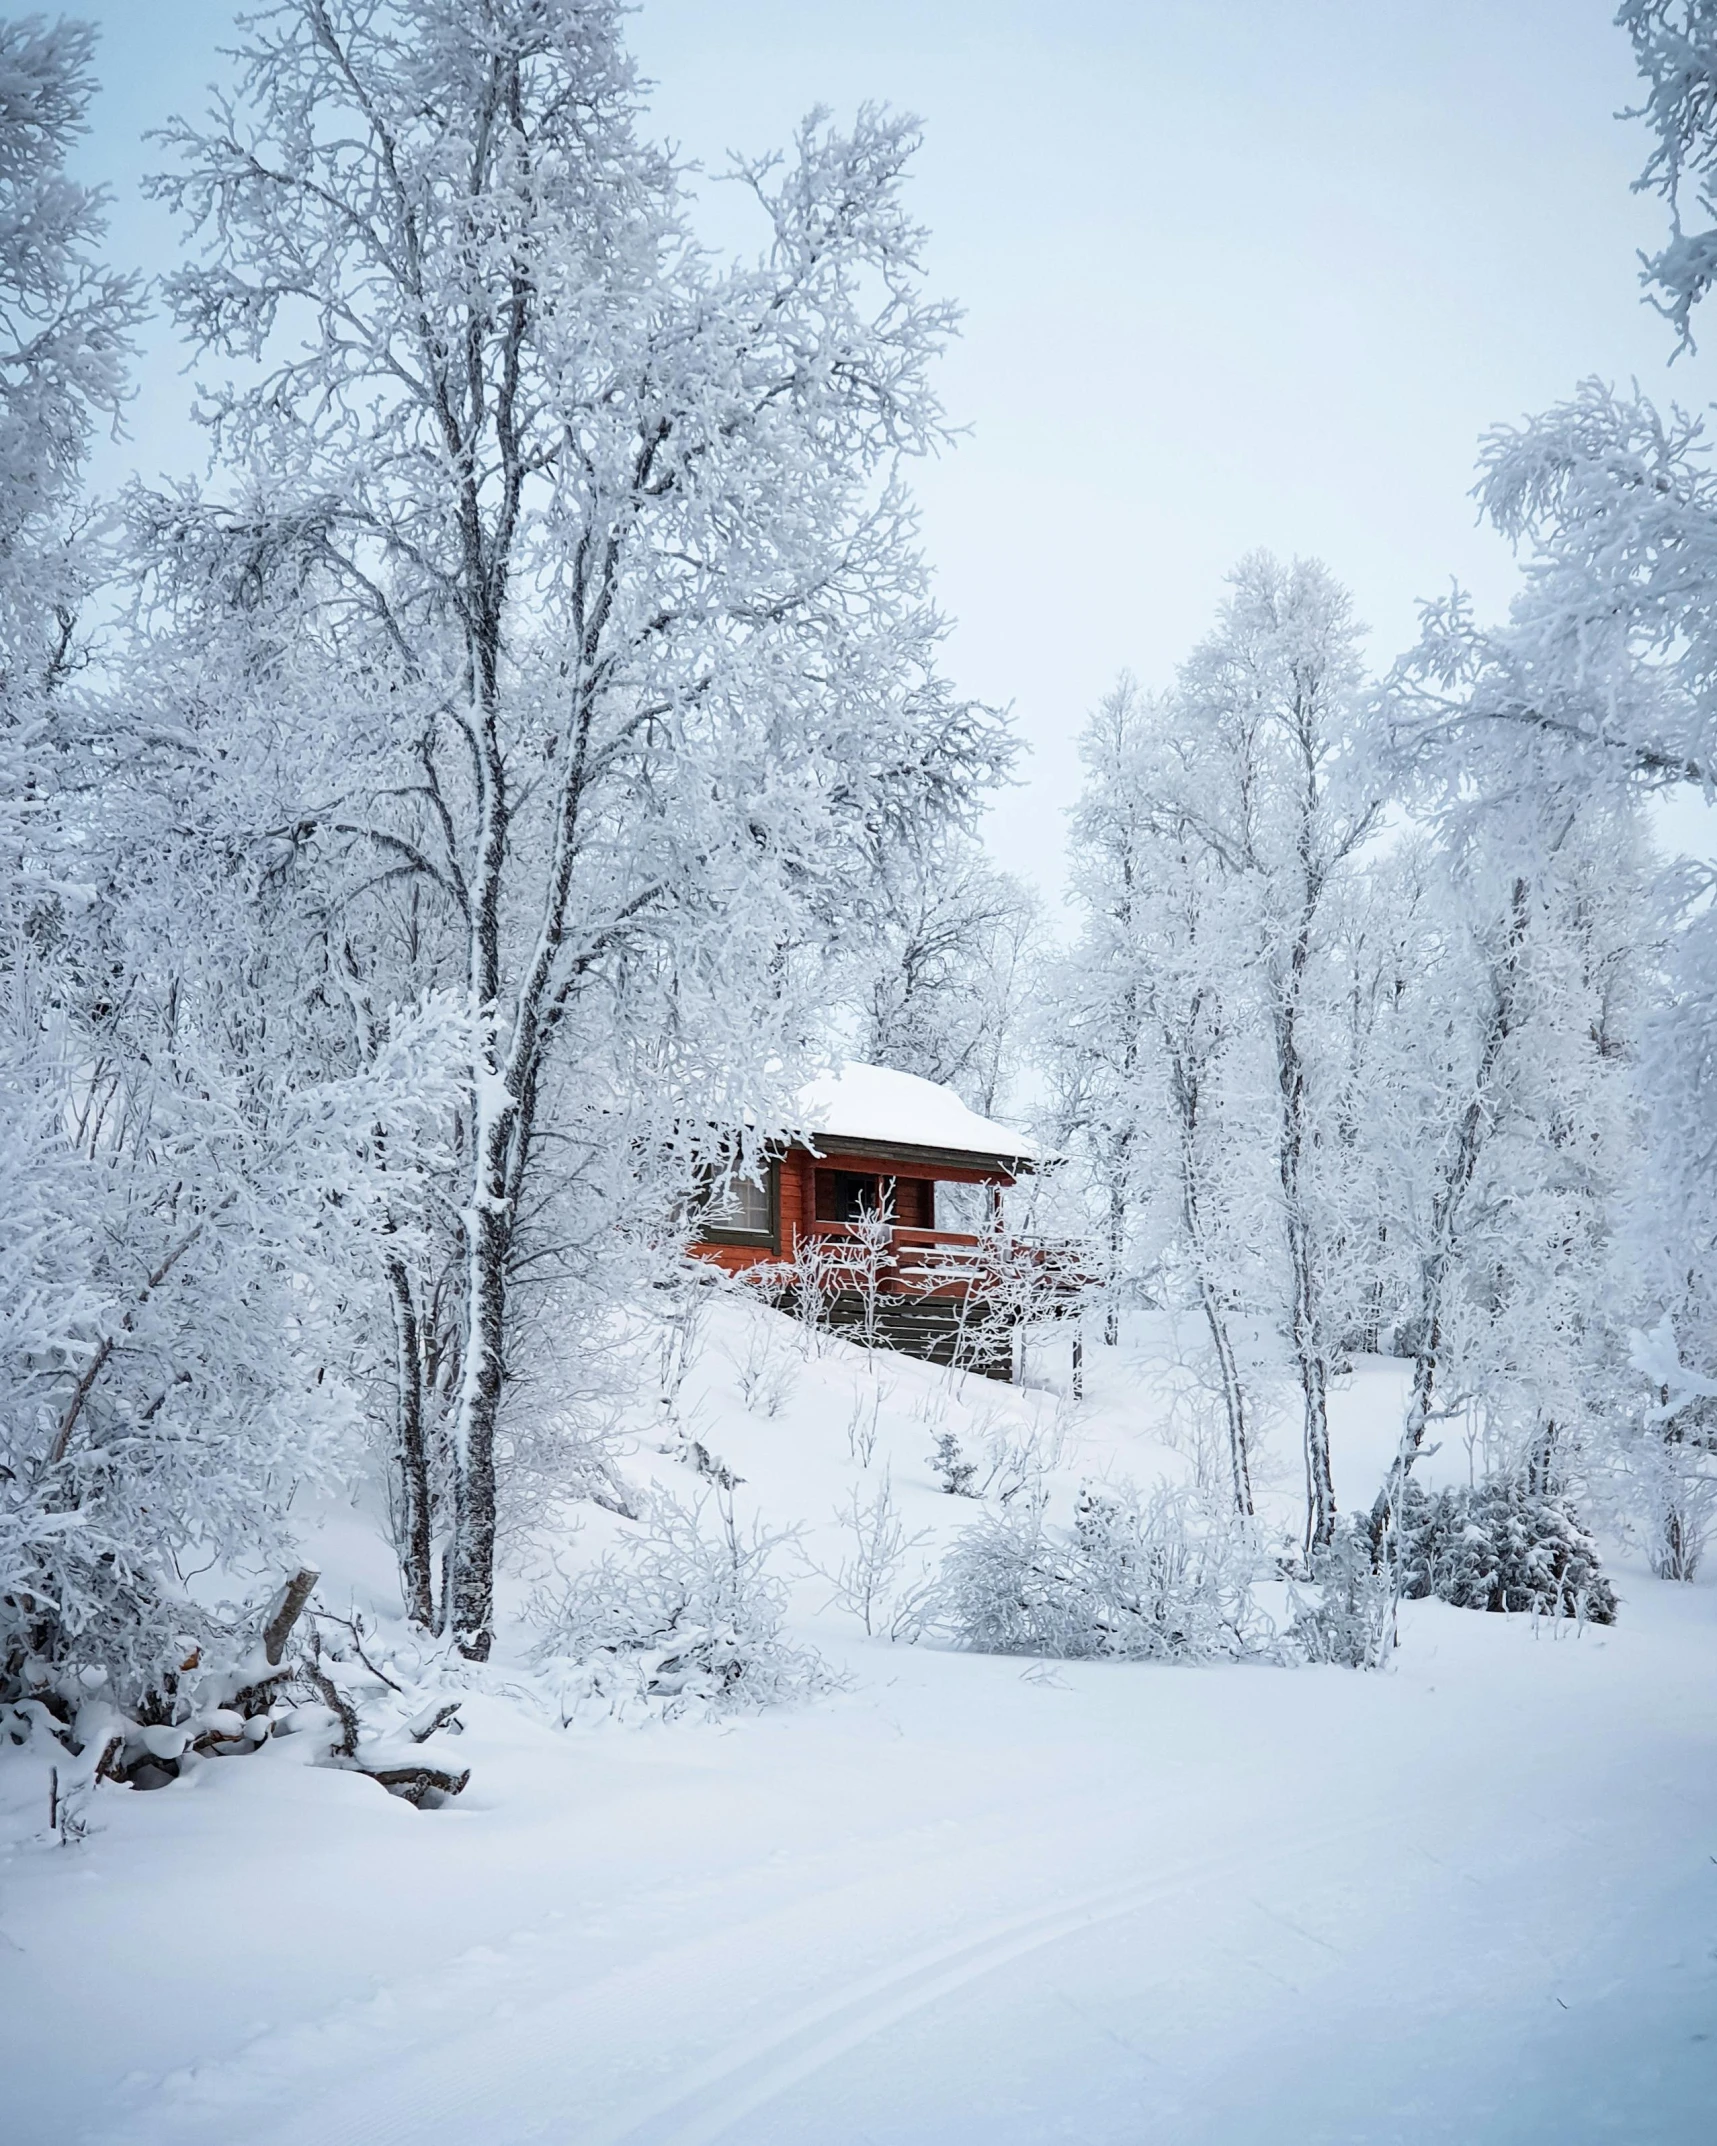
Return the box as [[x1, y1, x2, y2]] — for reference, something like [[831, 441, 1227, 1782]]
[[691, 1064, 1051, 1375]]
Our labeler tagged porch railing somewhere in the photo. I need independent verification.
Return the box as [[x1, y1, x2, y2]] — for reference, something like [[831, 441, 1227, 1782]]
[[793, 1222, 1089, 1304]]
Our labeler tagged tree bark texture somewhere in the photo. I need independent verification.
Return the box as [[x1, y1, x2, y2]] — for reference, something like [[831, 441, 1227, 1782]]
[[1169, 1040, 1254, 1516], [385, 1254, 435, 1628], [1275, 923, 1336, 1555]]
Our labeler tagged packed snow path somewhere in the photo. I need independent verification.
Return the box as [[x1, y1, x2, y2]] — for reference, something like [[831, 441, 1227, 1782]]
[[4, 1579, 1715, 2145]]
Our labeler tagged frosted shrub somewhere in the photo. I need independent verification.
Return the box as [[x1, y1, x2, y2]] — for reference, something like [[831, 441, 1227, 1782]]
[[823, 1471, 934, 1639], [654, 1273, 714, 1425], [976, 1405, 1068, 1506], [934, 1483, 1273, 1662], [1640, 1453, 1717, 1583], [930, 1429, 978, 1496], [1287, 1519, 1396, 1668], [844, 1210, 898, 1354], [724, 1314, 797, 1420], [1401, 1477, 1618, 1622], [531, 1490, 829, 1718], [845, 1383, 885, 1467]]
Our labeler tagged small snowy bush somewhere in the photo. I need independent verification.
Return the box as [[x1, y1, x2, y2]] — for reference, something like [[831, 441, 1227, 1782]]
[[1616, 1402, 1717, 1581], [1401, 1477, 1618, 1623], [845, 1384, 885, 1467], [531, 1489, 830, 1718], [822, 1470, 934, 1639], [929, 1429, 978, 1497], [975, 1406, 1068, 1507], [934, 1483, 1273, 1662], [1287, 1519, 1396, 1668], [723, 1313, 797, 1420]]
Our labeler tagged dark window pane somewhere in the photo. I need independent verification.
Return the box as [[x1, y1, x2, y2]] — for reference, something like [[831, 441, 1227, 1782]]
[[816, 1170, 891, 1222]]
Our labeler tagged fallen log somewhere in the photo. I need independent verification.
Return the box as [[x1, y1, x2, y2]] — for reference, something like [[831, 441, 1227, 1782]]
[[359, 1763, 471, 1809]]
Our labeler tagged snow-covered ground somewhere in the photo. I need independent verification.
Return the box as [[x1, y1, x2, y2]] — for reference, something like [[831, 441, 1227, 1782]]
[[4, 1301, 1715, 2145]]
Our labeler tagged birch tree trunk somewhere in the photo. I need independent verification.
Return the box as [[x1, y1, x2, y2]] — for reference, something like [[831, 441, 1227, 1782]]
[[1275, 907, 1336, 1554], [1371, 877, 1529, 1546], [1168, 1042, 1253, 1516], [1104, 1153, 1129, 1346]]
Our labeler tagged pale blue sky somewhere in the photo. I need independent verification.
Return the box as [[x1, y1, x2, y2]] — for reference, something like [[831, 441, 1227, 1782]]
[[71, 2, 1703, 877]]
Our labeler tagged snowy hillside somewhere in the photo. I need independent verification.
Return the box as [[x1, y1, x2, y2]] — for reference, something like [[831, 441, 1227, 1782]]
[[4, 1301, 1714, 2146]]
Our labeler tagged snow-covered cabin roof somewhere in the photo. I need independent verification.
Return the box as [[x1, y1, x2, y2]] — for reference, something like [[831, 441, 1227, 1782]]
[[794, 1062, 1038, 1168]]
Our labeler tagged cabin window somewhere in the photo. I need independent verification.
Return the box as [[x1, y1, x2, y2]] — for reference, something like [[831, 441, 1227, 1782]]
[[699, 1166, 773, 1239], [814, 1169, 892, 1223]]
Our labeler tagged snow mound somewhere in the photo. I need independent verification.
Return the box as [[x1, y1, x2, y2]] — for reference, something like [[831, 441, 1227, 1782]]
[[796, 1061, 1037, 1162]]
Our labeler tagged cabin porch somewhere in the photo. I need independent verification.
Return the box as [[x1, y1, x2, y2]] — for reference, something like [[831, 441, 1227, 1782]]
[[687, 1063, 1075, 1380]]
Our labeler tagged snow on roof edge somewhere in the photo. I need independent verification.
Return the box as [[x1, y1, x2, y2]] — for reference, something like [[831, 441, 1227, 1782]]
[[792, 1061, 1038, 1164]]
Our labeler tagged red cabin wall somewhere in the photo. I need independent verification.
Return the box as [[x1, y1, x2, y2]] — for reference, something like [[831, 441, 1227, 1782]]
[[690, 1142, 1014, 1279]]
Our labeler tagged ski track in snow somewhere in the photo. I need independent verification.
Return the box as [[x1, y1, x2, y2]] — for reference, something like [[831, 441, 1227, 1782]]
[[582, 1818, 1386, 2146], [84, 1809, 1388, 2146]]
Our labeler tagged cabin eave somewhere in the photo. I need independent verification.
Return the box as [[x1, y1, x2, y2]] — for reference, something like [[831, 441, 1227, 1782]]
[[806, 1131, 1034, 1180]]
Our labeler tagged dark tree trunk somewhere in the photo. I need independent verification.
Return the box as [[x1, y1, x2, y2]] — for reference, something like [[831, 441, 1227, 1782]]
[[1105, 1176, 1126, 1346], [1285, 1208, 1334, 1552], [450, 1130, 511, 1660], [386, 1254, 435, 1628]]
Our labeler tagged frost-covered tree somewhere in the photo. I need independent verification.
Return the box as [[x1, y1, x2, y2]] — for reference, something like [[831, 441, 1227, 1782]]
[[1056, 565, 1384, 1550], [1057, 550, 1643, 1567], [104, 552, 472, 1633], [1622, 0, 1717, 348], [0, 18, 146, 1691], [1364, 805, 1645, 1547], [146, 0, 1006, 1657], [0, 22, 402, 1710], [845, 828, 1038, 1114], [1051, 678, 1164, 1341], [1173, 557, 1383, 1549], [1376, 6, 1717, 1576], [1314, 849, 1433, 1362], [0, 15, 142, 909], [1387, 3, 1717, 790], [1054, 675, 1274, 1511], [1396, 383, 1717, 794]]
